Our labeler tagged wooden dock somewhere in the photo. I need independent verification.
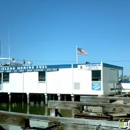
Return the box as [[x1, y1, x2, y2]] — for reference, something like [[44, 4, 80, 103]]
[[0, 110, 121, 130], [1, 96, 130, 129]]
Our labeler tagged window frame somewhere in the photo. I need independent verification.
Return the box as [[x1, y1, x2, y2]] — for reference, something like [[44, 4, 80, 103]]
[[38, 71, 46, 82], [3, 73, 9, 82], [92, 70, 101, 81]]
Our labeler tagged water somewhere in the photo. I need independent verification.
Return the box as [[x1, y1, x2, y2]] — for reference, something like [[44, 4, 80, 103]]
[[0, 103, 77, 130]]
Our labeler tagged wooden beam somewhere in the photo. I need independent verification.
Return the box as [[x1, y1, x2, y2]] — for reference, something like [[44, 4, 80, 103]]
[[48, 101, 83, 111], [0, 110, 120, 128], [74, 112, 111, 120], [0, 114, 25, 127], [103, 107, 130, 113], [80, 96, 130, 103], [48, 100, 130, 108], [48, 100, 130, 113]]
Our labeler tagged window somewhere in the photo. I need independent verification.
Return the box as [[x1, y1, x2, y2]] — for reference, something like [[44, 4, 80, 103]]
[[92, 70, 101, 81], [38, 72, 46, 81], [3, 73, 9, 82]]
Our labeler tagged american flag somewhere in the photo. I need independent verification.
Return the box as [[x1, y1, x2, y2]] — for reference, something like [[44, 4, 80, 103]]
[[77, 47, 87, 55]]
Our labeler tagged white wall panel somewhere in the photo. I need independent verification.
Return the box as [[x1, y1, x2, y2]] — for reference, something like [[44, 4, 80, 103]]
[[38, 83, 46, 93], [23, 72, 38, 93], [73, 69, 91, 94], [10, 73, 23, 92], [58, 69, 73, 94], [46, 71, 60, 93], [2, 83, 10, 93], [3, 73, 23, 93], [103, 67, 119, 95]]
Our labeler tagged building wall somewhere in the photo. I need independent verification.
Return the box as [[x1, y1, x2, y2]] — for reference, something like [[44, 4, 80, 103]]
[[103, 67, 119, 95], [73, 69, 90, 95], [23, 72, 45, 93], [3, 73, 23, 93], [74, 67, 103, 95], [75, 64, 103, 95], [46, 68, 72, 94], [38, 82, 46, 94], [46, 67, 104, 95], [2, 72, 46, 94], [73, 68, 99, 95], [1, 65, 123, 96]]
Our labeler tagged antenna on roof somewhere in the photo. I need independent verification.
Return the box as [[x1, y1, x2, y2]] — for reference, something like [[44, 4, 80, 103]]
[[8, 30, 10, 59], [0, 41, 1, 56], [0, 41, 2, 65]]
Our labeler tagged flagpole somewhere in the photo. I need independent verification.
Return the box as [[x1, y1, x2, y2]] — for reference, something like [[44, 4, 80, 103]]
[[76, 46, 78, 64]]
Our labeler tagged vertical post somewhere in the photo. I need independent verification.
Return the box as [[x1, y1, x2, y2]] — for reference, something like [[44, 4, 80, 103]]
[[1, 73, 3, 92], [71, 64, 74, 96], [57, 94, 60, 101], [22, 71, 24, 108], [22, 71, 24, 91], [101, 61, 103, 96], [27, 93, 29, 114], [0, 73, 1, 91], [71, 94, 74, 101], [45, 71, 47, 94], [71, 94, 75, 117], [76, 46, 78, 64], [121, 69, 123, 94], [53, 94, 55, 100], [22, 93, 24, 107], [57, 94, 61, 116], [44, 103, 48, 116], [50, 108, 56, 117], [64, 95, 66, 101], [27, 93, 29, 105], [8, 94, 11, 111], [24, 119, 30, 129], [40, 94, 44, 105], [44, 94, 48, 105]]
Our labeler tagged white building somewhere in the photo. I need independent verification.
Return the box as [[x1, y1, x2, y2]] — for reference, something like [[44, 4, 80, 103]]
[[0, 61, 124, 96]]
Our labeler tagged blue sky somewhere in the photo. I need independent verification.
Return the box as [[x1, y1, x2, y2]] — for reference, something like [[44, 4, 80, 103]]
[[0, 0, 130, 75]]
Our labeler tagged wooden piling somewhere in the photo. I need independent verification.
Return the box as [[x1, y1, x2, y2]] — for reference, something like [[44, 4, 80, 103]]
[[45, 94, 48, 105]]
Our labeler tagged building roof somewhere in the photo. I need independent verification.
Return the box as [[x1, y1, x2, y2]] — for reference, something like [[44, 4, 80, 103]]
[[0, 62, 123, 73]]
